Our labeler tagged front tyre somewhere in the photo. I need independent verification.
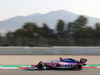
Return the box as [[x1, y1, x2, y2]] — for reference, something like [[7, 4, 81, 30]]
[[37, 61, 44, 70], [75, 64, 83, 71]]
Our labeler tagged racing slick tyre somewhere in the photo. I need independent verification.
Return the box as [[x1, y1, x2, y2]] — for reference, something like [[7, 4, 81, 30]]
[[37, 61, 45, 70], [75, 64, 83, 71]]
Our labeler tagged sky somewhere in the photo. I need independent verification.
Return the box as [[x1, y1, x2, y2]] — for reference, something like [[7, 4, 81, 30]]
[[0, 0, 100, 21]]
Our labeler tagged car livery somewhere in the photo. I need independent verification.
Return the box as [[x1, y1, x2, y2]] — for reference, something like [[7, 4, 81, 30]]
[[29, 57, 87, 71]]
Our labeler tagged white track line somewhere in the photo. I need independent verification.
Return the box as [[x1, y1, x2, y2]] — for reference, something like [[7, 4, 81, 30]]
[[0, 67, 18, 69]]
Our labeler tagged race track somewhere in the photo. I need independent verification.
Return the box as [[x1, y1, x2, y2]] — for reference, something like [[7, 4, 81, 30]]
[[0, 69, 100, 75], [0, 55, 100, 75]]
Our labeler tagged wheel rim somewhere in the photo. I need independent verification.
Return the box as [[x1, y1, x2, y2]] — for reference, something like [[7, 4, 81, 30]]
[[76, 64, 83, 70]]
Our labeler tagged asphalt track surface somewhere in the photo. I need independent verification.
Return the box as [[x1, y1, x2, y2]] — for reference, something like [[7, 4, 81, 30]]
[[0, 55, 100, 65], [0, 68, 100, 75]]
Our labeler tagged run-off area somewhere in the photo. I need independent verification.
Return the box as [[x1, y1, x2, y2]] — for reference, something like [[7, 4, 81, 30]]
[[0, 69, 100, 75]]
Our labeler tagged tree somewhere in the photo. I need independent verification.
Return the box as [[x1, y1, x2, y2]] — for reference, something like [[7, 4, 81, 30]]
[[84, 26, 93, 38], [56, 20, 65, 37], [23, 22, 38, 32], [6, 31, 14, 38], [67, 22, 75, 36], [73, 16, 88, 38], [23, 22, 41, 38], [73, 28, 84, 38], [56, 20, 65, 33], [13, 29, 30, 38], [73, 26, 94, 38], [95, 23, 100, 38], [74, 15, 88, 29], [40, 23, 50, 38], [95, 23, 100, 31]]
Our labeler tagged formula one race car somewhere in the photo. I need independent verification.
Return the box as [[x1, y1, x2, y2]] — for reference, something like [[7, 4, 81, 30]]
[[29, 57, 87, 71]]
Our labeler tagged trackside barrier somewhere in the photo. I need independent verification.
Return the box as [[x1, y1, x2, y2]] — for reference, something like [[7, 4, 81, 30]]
[[0, 46, 100, 55]]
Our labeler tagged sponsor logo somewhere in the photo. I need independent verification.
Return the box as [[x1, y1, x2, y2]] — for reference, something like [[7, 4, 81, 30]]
[[61, 64, 73, 67]]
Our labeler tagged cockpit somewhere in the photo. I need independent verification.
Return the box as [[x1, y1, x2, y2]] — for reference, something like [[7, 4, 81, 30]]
[[60, 58, 78, 63]]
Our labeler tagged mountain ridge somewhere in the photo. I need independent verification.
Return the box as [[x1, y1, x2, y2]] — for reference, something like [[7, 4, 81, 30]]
[[0, 10, 100, 32]]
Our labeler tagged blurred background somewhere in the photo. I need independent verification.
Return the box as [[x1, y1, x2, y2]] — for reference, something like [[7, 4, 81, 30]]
[[0, 0, 100, 47], [0, 15, 100, 47]]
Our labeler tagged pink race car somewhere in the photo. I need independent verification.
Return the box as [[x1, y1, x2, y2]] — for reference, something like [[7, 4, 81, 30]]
[[29, 57, 87, 71]]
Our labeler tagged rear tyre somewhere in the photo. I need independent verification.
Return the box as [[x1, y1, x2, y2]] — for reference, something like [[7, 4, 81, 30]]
[[75, 64, 83, 71]]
